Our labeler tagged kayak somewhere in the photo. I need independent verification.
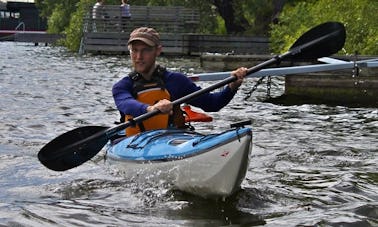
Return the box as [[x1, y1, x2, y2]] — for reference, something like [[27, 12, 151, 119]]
[[105, 124, 252, 198]]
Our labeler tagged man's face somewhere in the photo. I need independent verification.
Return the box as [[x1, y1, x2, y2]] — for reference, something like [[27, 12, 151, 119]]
[[129, 41, 161, 75]]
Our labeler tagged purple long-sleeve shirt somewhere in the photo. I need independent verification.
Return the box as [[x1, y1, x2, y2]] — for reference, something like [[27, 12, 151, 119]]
[[112, 70, 237, 117]]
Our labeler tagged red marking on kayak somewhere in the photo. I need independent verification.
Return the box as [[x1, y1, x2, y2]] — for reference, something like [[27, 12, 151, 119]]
[[188, 76, 199, 81], [221, 151, 230, 157]]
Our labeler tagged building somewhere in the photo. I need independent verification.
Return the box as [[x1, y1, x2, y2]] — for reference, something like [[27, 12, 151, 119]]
[[0, 1, 46, 33]]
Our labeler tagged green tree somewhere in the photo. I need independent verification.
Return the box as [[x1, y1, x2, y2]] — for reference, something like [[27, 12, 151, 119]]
[[270, 0, 378, 55], [64, 0, 93, 51], [35, 0, 79, 33]]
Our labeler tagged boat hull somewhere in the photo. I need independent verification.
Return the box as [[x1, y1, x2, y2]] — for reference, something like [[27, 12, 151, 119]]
[[105, 128, 252, 198]]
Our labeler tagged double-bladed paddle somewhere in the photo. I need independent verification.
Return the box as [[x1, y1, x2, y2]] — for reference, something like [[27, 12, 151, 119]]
[[38, 21, 346, 171]]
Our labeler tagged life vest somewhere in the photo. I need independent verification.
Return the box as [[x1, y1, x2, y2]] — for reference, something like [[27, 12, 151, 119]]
[[124, 66, 185, 136]]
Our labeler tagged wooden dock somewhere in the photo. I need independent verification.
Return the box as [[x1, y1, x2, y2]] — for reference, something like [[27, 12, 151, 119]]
[[81, 32, 270, 55], [14, 32, 64, 45], [80, 5, 270, 55], [1, 30, 64, 45], [283, 58, 378, 106], [283, 72, 378, 106]]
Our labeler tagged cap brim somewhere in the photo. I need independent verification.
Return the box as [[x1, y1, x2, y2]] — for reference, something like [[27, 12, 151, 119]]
[[128, 38, 155, 46]]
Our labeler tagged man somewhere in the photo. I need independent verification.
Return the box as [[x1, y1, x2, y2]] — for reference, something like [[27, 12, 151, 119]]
[[92, 0, 105, 32], [112, 27, 247, 136]]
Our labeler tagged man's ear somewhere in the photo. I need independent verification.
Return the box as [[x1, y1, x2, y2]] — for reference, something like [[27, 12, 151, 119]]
[[156, 45, 162, 56]]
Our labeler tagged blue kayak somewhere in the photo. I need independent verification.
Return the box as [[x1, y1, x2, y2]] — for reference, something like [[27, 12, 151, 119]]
[[106, 126, 252, 198]]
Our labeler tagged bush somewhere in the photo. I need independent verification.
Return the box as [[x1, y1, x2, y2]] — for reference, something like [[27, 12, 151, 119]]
[[270, 0, 378, 55], [64, 0, 93, 52]]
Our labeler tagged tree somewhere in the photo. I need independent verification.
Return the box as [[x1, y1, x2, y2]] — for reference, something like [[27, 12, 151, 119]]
[[212, 0, 247, 34], [35, 0, 79, 33], [270, 0, 378, 55], [64, 0, 94, 51]]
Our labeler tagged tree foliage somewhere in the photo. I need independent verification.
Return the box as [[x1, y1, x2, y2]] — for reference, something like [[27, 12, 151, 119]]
[[64, 0, 94, 51], [270, 0, 378, 55]]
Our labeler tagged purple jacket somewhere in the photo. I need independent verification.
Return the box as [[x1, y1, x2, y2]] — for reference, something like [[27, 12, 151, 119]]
[[112, 70, 237, 117]]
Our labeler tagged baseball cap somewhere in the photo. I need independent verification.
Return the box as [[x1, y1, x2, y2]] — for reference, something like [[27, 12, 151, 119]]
[[128, 27, 161, 46]]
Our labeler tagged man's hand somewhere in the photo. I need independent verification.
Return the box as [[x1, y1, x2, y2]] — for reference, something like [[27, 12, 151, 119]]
[[147, 99, 173, 114], [229, 67, 248, 91]]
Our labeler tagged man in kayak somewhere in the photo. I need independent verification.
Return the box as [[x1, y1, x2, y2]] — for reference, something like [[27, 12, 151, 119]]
[[112, 27, 248, 136]]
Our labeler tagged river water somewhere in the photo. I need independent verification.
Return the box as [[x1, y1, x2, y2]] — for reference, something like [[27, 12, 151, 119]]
[[0, 42, 377, 226]]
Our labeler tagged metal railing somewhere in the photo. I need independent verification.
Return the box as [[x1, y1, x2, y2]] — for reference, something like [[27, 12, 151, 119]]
[[15, 22, 25, 31]]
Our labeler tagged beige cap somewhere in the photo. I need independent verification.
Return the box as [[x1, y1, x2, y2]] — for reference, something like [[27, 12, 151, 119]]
[[128, 27, 161, 46]]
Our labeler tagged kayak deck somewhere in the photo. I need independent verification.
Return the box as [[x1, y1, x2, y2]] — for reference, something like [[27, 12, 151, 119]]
[[107, 128, 251, 161]]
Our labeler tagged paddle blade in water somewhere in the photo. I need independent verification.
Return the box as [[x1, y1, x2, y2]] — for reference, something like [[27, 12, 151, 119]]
[[38, 126, 109, 171], [289, 22, 346, 59]]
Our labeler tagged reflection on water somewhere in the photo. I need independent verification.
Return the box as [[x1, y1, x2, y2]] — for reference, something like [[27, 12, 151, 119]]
[[0, 42, 377, 226]]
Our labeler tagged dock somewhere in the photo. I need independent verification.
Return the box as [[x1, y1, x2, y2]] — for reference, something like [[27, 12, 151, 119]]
[[203, 55, 378, 106], [0, 30, 64, 45], [81, 32, 269, 55], [80, 5, 269, 55], [195, 55, 378, 107], [283, 58, 378, 107]]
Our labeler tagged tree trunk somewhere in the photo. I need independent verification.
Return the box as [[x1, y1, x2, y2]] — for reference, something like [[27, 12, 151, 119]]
[[272, 0, 286, 24], [212, 0, 247, 34]]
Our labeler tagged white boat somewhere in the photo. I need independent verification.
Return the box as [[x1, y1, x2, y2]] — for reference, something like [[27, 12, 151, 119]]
[[189, 57, 378, 81]]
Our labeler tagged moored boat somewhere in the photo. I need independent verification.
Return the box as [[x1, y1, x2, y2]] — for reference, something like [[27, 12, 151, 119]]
[[105, 125, 252, 198]]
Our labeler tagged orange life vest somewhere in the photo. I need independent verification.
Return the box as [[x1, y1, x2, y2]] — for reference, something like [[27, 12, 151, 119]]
[[125, 66, 185, 136]]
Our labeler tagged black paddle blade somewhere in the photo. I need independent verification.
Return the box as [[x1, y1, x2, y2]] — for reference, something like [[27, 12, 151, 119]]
[[289, 21, 346, 59], [38, 126, 109, 171]]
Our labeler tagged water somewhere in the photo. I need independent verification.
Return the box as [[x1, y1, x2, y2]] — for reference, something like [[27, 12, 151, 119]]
[[1, 42, 377, 226]]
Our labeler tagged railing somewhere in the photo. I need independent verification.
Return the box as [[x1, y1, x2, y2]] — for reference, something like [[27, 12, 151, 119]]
[[80, 5, 270, 55], [85, 5, 200, 33], [15, 22, 25, 31]]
